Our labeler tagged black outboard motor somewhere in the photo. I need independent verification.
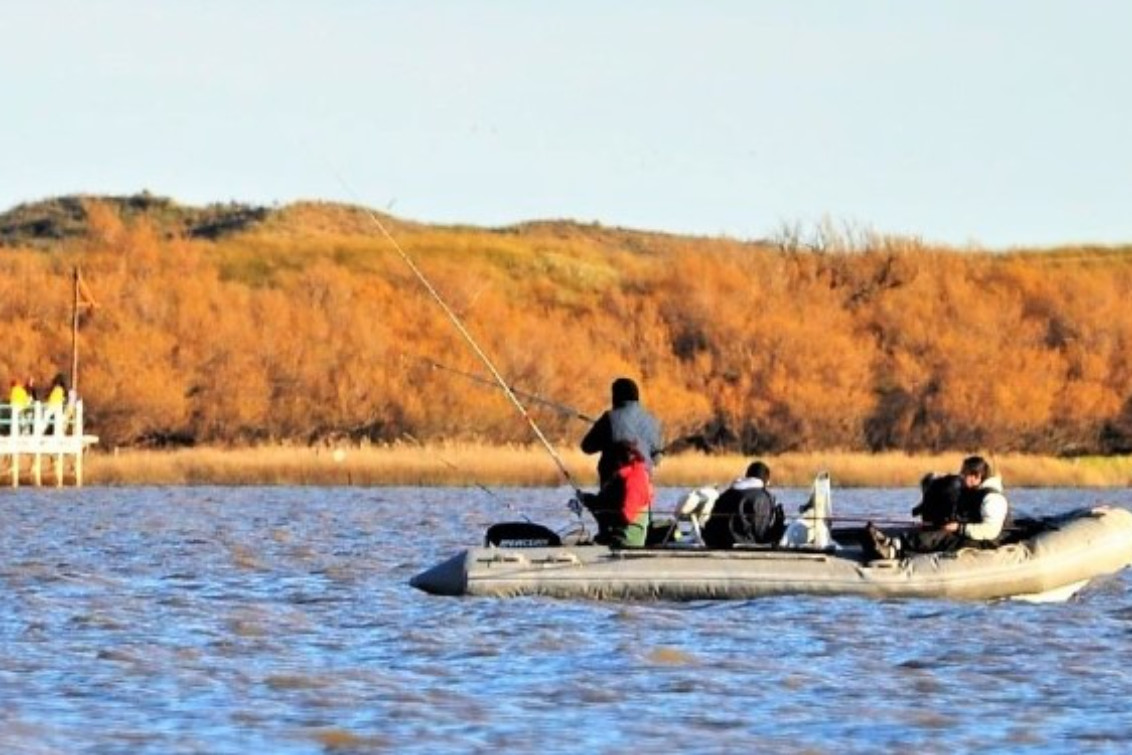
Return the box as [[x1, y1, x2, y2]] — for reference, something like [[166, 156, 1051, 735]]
[[484, 521, 562, 548]]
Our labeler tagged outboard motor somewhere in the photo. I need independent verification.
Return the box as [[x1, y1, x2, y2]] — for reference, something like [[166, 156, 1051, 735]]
[[484, 521, 562, 548]]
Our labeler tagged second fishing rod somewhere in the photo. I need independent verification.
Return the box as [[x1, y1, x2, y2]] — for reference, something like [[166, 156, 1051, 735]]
[[341, 183, 582, 504]]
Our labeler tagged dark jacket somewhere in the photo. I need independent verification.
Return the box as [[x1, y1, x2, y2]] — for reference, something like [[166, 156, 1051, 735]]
[[701, 478, 785, 549], [581, 401, 663, 485]]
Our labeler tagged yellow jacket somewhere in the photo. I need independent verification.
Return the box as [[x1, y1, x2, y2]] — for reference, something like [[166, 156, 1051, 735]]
[[9, 384, 29, 410], [47, 385, 66, 408]]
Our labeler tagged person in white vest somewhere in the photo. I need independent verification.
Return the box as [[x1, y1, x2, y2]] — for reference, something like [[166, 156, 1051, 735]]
[[866, 456, 1011, 560]]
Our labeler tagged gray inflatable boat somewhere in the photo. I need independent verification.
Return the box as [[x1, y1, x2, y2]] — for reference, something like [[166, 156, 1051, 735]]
[[411, 505, 1132, 603]]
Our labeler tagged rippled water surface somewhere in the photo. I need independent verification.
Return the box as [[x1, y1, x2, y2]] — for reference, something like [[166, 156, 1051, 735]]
[[3, 485, 1132, 754]]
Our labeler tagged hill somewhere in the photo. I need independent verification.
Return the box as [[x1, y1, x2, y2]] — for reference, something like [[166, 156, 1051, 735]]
[[2, 192, 1132, 457], [0, 193, 276, 246]]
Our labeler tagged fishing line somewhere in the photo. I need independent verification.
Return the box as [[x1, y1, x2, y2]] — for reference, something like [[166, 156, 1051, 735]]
[[416, 357, 595, 423], [332, 173, 578, 490], [402, 433, 531, 522]]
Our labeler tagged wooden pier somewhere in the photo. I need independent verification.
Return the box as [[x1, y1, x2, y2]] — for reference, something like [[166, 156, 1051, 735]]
[[0, 400, 99, 487]]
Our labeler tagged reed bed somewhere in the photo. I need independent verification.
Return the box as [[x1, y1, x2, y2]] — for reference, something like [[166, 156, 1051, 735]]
[[82, 443, 1132, 488]]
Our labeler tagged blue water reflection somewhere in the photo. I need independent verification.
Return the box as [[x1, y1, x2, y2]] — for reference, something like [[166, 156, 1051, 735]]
[[2, 484, 1131, 753]]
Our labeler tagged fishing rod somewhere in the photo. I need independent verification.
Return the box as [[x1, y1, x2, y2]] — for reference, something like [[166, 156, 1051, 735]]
[[339, 180, 578, 491], [686, 510, 917, 528], [815, 516, 920, 527], [402, 433, 531, 522], [810, 515, 1035, 533], [420, 360, 782, 458], [417, 357, 595, 423]]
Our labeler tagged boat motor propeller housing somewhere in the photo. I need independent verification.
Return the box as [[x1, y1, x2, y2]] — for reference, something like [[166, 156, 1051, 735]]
[[484, 521, 562, 548]]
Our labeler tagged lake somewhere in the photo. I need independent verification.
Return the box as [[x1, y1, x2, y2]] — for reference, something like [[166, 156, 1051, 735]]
[[2, 484, 1132, 754]]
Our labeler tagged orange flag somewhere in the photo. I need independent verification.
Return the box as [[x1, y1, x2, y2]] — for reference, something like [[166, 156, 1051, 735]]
[[77, 272, 99, 309]]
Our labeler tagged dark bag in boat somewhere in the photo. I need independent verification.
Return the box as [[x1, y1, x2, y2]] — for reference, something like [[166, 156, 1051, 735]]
[[736, 489, 785, 545], [703, 486, 784, 548], [484, 521, 562, 548], [912, 474, 963, 526]]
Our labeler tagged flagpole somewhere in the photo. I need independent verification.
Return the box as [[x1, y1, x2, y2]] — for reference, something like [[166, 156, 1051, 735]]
[[71, 266, 80, 394]]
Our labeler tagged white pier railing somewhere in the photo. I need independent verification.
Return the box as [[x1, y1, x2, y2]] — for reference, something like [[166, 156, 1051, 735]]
[[0, 400, 99, 487]]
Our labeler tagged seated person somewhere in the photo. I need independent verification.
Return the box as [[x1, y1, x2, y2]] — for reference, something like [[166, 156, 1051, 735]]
[[701, 460, 786, 549], [866, 456, 1011, 560], [575, 440, 653, 548]]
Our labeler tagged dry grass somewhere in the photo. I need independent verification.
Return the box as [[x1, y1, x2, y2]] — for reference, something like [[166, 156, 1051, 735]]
[[80, 443, 1132, 488], [660, 450, 1132, 488], [87, 443, 574, 487]]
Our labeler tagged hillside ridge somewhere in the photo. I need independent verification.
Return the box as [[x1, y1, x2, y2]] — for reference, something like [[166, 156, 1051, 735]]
[[0, 192, 728, 251]]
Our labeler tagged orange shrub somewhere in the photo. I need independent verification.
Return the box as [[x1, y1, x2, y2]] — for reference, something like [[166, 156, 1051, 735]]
[[4, 198, 1132, 456]]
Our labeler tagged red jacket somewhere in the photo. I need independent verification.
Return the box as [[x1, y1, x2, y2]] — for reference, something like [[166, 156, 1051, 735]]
[[618, 458, 653, 523]]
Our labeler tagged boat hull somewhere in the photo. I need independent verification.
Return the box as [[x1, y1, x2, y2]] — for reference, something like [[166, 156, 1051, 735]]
[[411, 506, 1132, 602]]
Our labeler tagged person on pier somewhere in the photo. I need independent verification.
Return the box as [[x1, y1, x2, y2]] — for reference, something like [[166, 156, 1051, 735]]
[[7, 378, 31, 434], [44, 373, 69, 435]]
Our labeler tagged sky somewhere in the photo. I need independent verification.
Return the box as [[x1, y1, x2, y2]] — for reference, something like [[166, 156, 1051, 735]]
[[3, 1, 1130, 249]]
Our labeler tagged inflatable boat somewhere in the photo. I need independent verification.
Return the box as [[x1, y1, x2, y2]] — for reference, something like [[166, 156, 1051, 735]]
[[410, 504, 1132, 603]]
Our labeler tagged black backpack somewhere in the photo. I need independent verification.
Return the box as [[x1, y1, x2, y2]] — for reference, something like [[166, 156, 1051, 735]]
[[703, 486, 784, 548], [912, 474, 963, 526], [734, 488, 785, 545]]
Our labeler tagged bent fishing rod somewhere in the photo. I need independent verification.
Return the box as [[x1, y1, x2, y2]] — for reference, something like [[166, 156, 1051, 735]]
[[417, 357, 595, 423], [341, 183, 578, 491], [419, 359, 748, 455]]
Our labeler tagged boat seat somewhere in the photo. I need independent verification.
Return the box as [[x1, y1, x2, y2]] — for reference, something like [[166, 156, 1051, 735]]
[[668, 486, 720, 545], [780, 471, 840, 550]]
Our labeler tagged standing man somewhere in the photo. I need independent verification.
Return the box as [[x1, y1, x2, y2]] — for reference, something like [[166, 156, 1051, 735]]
[[575, 440, 654, 548], [581, 377, 664, 485]]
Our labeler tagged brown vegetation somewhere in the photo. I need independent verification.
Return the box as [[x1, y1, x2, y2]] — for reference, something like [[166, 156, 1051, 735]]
[[3, 195, 1132, 460], [84, 444, 1132, 489]]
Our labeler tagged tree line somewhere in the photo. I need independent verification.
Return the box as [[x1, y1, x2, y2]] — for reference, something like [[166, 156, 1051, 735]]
[[2, 196, 1131, 456]]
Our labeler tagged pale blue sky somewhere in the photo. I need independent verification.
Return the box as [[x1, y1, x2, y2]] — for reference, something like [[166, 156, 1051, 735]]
[[3, 1, 1129, 248]]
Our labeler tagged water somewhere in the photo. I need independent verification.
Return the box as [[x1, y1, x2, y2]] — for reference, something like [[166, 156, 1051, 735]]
[[3, 485, 1132, 754]]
